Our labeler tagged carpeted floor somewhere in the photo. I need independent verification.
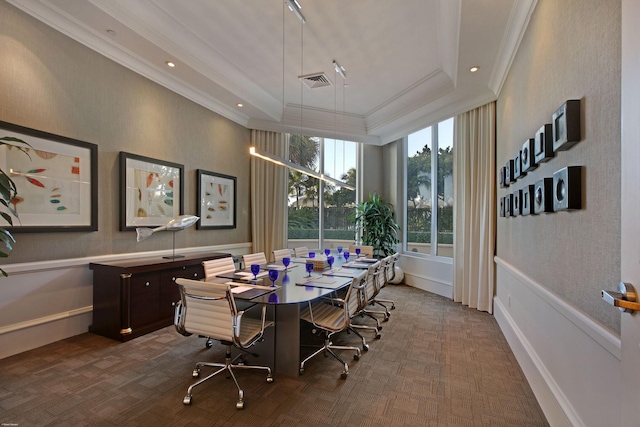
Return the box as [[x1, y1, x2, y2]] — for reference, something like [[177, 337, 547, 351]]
[[0, 285, 548, 426]]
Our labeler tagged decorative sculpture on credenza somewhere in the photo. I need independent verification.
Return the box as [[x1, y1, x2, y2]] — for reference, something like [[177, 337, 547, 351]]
[[136, 215, 199, 259]]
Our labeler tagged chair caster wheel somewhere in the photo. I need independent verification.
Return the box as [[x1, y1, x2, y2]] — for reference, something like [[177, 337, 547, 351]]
[[340, 372, 348, 379], [266, 374, 274, 383], [299, 368, 305, 375], [354, 354, 360, 361], [183, 395, 192, 405], [236, 400, 245, 410], [391, 306, 396, 310], [362, 344, 369, 351], [192, 369, 200, 378], [375, 333, 381, 339], [377, 326, 383, 331], [205, 339, 213, 348], [383, 317, 389, 322]]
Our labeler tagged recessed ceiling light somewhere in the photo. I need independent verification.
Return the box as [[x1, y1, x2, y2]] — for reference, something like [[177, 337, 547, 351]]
[[469, 66, 479, 73], [166, 61, 176, 68], [237, 103, 244, 107]]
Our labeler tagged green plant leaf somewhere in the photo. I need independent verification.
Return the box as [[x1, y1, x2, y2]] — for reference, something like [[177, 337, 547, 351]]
[[0, 136, 31, 277]]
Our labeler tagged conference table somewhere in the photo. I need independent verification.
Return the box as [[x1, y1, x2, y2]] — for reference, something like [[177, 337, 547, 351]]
[[214, 253, 375, 377]]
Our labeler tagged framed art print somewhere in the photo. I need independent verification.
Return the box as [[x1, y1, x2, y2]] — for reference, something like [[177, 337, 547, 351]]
[[196, 169, 236, 229], [0, 120, 98, 232], [119, 152, 183, 231]]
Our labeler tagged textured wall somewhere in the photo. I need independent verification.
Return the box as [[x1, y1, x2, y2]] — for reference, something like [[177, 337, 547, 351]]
[[0, 2, 252, 263], [496, 0, 621, 334]]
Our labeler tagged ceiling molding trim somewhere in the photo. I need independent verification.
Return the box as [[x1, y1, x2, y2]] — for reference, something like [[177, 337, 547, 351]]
[[437, 0, 462, 84], [365, 73, 455, 134], [247, 118, 382, 145], [488, 0, 538, 97], [378, 91, 498, 145], [7, 0, 250, 126], [89, 0, 283, 120]]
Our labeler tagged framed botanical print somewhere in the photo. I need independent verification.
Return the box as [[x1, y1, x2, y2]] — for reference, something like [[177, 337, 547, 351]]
[[196, 169, 236, 229]]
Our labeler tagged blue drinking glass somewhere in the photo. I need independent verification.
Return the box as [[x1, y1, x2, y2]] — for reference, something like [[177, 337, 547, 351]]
[[305, 262, 314, 277], [327, 255, 334, 269], [282, 257, 290, 270], [268, 293, 279, 303], [337, 246, 343, 255], [343, 251, 350, 262], [355, 248, 361, 257], [324, 248, 331, 257], [250, 264, 260, 280], [268, 269, 279, 287], [309, 251, 315, 258]]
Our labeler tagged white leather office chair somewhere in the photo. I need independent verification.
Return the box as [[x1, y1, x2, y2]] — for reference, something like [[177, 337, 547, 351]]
[[293, 246, 309, 257], [299, 271, 368, 379], [358, 261, 389, 329], [242, 252, 267, 267], [272, 248, 292, 262], [348, 245, 374, 258], [203, 257, 236, 280], [374, 255, 396, 312], [174, 278, 274, 409]]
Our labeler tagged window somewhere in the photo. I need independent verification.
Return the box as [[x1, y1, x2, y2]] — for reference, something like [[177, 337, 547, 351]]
[[405, 118, 454, 257], [287, 135, 358, 250], [322, 139, 357, 245]]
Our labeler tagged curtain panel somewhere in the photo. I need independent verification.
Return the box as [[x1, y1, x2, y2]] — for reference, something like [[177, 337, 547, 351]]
[[250, 130, 288, 260], [453, 102, 496, 313]]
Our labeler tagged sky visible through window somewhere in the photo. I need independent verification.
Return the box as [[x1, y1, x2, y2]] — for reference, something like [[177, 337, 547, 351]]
[[323, 138, 356, 182]]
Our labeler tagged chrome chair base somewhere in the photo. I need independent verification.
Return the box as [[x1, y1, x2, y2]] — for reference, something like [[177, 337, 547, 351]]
[[299, 332, 361, 379], [183, 345, 273, 409]]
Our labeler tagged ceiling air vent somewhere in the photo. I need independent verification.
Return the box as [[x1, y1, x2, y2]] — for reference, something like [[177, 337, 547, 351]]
[[299, 72, 333, 89]]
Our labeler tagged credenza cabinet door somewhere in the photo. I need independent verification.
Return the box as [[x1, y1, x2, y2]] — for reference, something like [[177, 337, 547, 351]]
[[130, 273, 161, 329]]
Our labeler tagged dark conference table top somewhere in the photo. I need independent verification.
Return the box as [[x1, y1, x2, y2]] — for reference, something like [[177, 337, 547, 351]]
[[215, 252, 375, 305]]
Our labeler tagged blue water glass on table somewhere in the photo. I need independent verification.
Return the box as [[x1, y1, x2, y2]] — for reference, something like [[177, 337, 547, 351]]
[[308, 251, 315, 258], [343, 251, 350, 262], [324, 248, 331, 257], [327, 255, 334, 269], [337, 246, 343, 257], [305, 262, 314, 277], [268, 269, 279, 287], [282, 257, 290, 270], [250, 264, 260, 280], [355, 248, 361, 257]]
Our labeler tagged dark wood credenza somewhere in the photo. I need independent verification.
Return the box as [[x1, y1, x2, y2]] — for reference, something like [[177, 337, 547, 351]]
[[89, 252, 231, 342]]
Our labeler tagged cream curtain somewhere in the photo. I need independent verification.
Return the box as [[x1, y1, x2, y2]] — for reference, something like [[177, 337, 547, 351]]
[[453, 102, 496, 313], [250, 130, 289, 259]]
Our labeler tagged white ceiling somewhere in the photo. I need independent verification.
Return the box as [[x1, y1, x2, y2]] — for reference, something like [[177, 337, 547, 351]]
[[8, 0, 536, 145]]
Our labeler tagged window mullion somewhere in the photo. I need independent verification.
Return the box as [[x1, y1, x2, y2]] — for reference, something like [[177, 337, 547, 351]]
[[431, 125, 438, 256], [318, 137, 324, 249]]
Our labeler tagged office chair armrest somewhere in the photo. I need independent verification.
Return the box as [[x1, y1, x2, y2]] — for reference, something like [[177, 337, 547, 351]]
[[233, 303, 269, 348], [173, 301, 192, 336]]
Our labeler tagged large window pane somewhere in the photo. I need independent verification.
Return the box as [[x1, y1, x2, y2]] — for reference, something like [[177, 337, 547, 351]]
[[437, 118, 454, 257], [288, 135, 320, 250], [407, 127, 432, 254], [287, 135, 358, 251], [323, 139, 356, 249], [405, 118, 454, 258]]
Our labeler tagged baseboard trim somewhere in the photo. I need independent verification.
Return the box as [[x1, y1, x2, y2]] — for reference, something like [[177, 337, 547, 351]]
[[404, 273, 453, 299], [494, 297, 578, 427], [0, 305, 93, 335]]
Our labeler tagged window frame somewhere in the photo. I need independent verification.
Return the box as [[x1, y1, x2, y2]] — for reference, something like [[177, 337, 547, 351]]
[[402, 118, 454, 259]]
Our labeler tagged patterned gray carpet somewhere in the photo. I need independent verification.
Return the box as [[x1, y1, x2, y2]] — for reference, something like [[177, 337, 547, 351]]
[[0, 285, 548, 426]]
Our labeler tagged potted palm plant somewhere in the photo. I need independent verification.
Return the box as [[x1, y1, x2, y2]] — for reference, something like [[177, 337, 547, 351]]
[[349, 193, 399, 257], [0, 136, 30, 276]]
